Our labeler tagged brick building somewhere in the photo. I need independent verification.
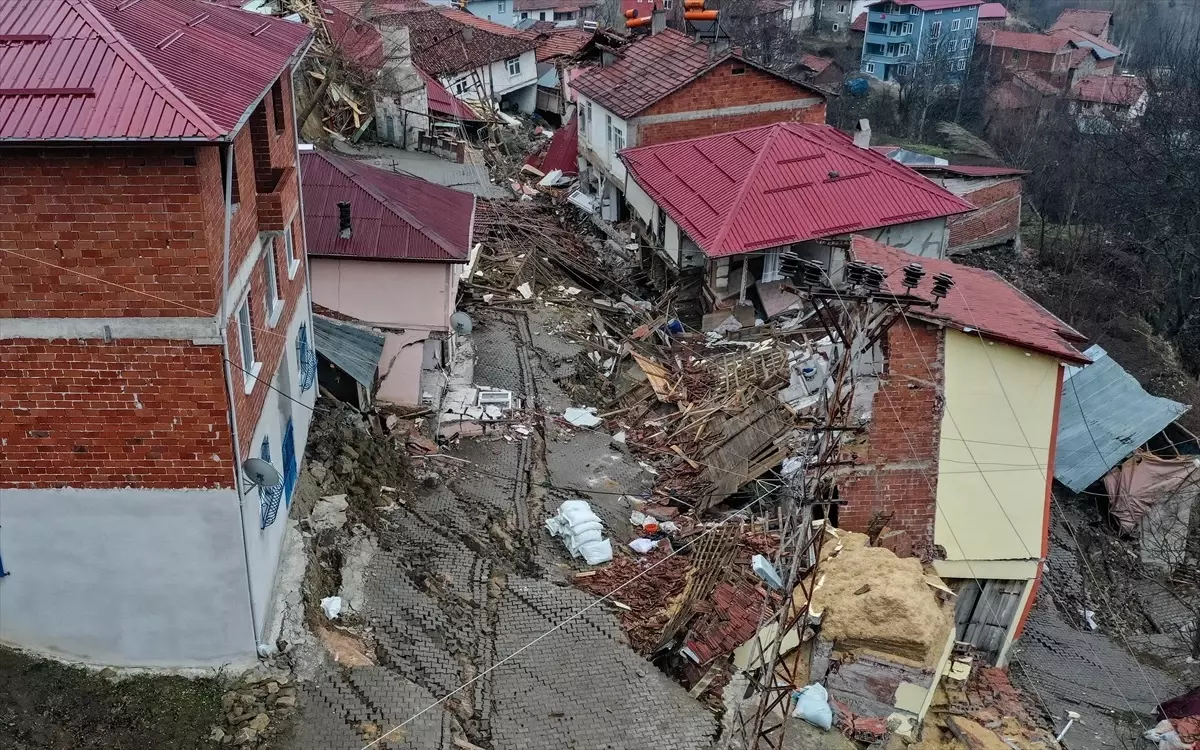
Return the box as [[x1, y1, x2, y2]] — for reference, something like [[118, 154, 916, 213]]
[[911, 164, 1029, 255], [836, 236, 1090, 665], [570, 21, 827, 220], [0, 0, 314, 667], [977, 24, 1121, 94]]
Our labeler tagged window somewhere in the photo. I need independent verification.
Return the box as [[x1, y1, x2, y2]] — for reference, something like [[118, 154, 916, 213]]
[[732, 64, 747, 75], [271, 79, 286, 132], [663, 0, 672, 7], [964, 16, 973, 29], [951, 18, 960, 31], [539, 11, 545, 19], [521, 11, 528, 18], [453, 78, 469, 95], [613, 128, 625, 152], [930, 20, 941, 35], [832, 23, 840, 30], [297, 323, 316, 393], [282, 419, 298, 505], [237, 294, 261, 391], [554, 10, 575, 19], [865, 62, 876, 73], [506, 57, 521, 76], [840, 3, 847, 12], [497, 0, 505, 11], [606, 113, 612, 144], [263, 236, 283, 325], [957, 58, 967, 71], [899, 43, 910, 55], [761, 251, 783, 283], [221, 146, 241, 208], [258, 437, 284, 529], [1012, 49, 1021, 61], [934, 8, 941, 13], [948, 39, 958, 51], [901, 21, 913, 33]]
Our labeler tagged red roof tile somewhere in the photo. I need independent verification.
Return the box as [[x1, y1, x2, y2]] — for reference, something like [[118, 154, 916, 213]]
[[1070, 74, 1146, 106], [375, 6, 536, 77], [571, 27, 823, 120], [514, 0, 596, 10], [0, 0, 311, 141], [300, 149, 475, 262], [1050, 8, 1111, 38], [850, 12, 867, 31], [850, 235, 1089, 362], [800, 53, 835, 75], [978, 28, 1069, 53], [533, 26, 593, 62], [978, 2, 1007, 20], [620, 123, 974, 258], [683, 579, 767, 665], [525, 114, 578, 175]]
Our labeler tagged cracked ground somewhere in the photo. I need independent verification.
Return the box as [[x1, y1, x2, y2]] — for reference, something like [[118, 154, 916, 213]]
[[290, 309, 719, 749]]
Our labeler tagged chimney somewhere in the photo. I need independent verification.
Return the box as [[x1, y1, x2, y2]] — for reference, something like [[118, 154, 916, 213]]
[[651, 6, 667, 35], [338, 201, 352, 239], [853, 118, 872, 149]]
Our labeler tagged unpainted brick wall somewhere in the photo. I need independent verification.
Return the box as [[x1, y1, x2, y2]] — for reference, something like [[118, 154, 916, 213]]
[[633, 61, 827, 147], [0, 340, 233, 488], [838, 320, 945, 556], [0, 146, 221, 318], [947, 178, 1021, 250]]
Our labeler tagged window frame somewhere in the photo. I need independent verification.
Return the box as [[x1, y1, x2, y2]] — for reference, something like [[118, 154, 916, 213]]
[[899, 43, 911, 56], [957, 58, 967, 71], [948, 39, 958, 52], [263, 235, 283, 326], [506, 56, 521, 77], [237, 292, 262, 393], [761, 250, 783, 283], [901, 21, 913, 34], [964, 16, 974, 30], [606, 113, 613, 145], [497, 0, 506, 11], [865, 62, 876, 74], [930, 20, 942, 35], [951, 18, 961, 31], [613, 128, 625, 152], [284, 224, 299, 279]]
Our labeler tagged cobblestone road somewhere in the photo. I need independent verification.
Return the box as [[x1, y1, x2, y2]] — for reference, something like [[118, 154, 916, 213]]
[[291, 309, 718, 749]]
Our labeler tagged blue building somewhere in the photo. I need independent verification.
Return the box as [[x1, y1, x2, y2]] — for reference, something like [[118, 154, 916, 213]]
[[860, 0, 983, 82]]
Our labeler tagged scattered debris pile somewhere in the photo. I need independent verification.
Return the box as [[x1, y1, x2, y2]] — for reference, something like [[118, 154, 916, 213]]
[[913, 667, 1061, 750], [214, 666, 300, 748]]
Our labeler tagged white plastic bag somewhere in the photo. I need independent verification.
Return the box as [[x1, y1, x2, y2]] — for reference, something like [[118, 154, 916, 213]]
[[629, 538, 659, 554], [320, 596, 343, 620], [791, 683, 833, 730], [577, 539, 613, 565]]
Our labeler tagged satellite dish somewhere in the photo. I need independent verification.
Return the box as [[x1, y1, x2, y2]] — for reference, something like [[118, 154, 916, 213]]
[[451, 311, 473, 335], [242, 458, 283, 489]]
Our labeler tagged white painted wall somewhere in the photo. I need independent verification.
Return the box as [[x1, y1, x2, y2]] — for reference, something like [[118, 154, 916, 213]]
[[0, 486, 256, 667], [855, 217, 949, 258], [240, 290, 317, 640], [441, 50, 538, 111], [577, 94, 629, 185]]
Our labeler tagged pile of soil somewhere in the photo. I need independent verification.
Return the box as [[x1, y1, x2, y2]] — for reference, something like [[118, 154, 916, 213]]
[[805, 531, 954, 665], [0, 647, 222, 749]]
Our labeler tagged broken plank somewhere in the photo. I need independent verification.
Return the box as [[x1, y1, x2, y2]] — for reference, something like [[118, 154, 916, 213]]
[[671, 444, 701, 470]]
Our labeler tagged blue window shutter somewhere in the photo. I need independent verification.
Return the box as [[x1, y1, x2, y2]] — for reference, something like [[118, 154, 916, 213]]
[[282, 419, 298, 506], [259, 437, 284, 529]]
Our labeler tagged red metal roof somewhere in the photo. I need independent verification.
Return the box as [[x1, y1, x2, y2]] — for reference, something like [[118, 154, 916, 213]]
[[0, 0, 311, 141], [300, 149, 475, 262], [571, 27, 823, 120], [620, 123, 975, 258], [418, 67, 489, 121], [978, 2, 1007, 19], [524, 113, 578, 176], [1070, 74, 1146, 106], [318, 0, 385, 72], [799, 53, 835, 75], [374, 6, 536, 77], [850, 235, 1089, 363], [1050, 8, 1111, 37]]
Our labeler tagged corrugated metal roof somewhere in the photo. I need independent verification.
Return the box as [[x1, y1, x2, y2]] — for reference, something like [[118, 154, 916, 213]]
[[869, 0, 983, 10], [418, 67, 490, 122], [852, 235, 1091, 364], [525, 113, 578, 176], [1055, 345, 1189, 492], [571, 27, 823, 120], [0, 0, 311, 141], [978, 2, 1007, 20], [620, 123, 975, 257], [300, 149, 475, 262], [313, 314, 384, 389]]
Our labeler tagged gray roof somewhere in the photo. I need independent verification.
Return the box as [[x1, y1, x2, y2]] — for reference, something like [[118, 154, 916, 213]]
[[1054, 345, 1189, 492], [313, 314, 385, 389]]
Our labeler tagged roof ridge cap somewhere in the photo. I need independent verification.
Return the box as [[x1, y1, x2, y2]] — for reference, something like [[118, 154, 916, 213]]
[[314, 150, 465, 256], [71, 0, 223, 138], [709, 124, 786, 255]]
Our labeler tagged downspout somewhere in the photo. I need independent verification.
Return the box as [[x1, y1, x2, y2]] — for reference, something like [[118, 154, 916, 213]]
[[216, 137, 262, 653]]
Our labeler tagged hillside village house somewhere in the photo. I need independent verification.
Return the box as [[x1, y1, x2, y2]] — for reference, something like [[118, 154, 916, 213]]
[[838, 237, 1091, 665], [860, 0, 984, 82], [1067, 73, 1149, 131], [0, 0, 313, 667], [1049, 7, 1113, 40], [570, 23, 828, 220], [374, 5, 539, 114], [618, 122, 973, 318], [977, 24, 1121, 94], [909, 163, 1028, 255], [515, 0, 597, 26], [301, 150, 476, 408]]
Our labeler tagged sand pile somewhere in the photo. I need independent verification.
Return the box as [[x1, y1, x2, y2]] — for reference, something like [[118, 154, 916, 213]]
[[803, 530, 953, 665]]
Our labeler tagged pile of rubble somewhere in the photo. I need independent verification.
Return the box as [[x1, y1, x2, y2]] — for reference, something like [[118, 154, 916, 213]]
[[212, 666, 299, 747]]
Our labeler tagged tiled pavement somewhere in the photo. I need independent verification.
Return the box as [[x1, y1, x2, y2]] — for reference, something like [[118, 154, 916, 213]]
[[290, 310, 718, 749]]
